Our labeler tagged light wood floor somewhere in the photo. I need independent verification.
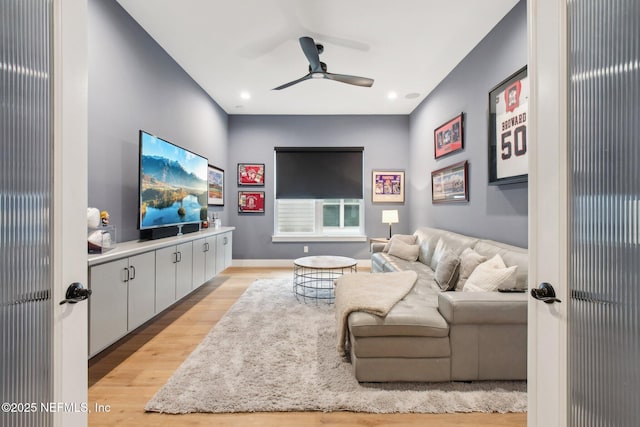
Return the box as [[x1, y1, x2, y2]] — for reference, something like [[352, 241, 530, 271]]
[[88, 267, 527, 427]]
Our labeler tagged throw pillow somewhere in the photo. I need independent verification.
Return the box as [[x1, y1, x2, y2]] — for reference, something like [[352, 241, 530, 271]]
[[429, 238, 447, 270], [463, 254, 518, 292], [387, 239, 420, 262], [383, 234, 416, 253], [434, 249, 461, 291], [456, 248, 488, 291]]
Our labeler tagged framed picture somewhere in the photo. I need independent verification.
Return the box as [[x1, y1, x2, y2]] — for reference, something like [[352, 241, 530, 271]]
[[238, 163, 265, 186], [207, 164, 224, 206], [488, 66, 529, 185], [238, 191, 265, 213], [431, 160, 469, 203], [372, 170, 405, 203], [434, 113, 464, 159]]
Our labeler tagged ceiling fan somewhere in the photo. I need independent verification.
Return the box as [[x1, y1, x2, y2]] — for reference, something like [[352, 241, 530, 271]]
[[273, 36, 374, 90]]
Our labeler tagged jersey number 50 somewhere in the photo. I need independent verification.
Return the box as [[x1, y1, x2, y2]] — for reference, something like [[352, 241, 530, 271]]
[[501, 125, 527, 160]]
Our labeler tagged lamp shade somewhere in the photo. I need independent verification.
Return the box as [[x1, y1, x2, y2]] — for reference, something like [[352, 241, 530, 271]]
[[381, 209, 399, 224]]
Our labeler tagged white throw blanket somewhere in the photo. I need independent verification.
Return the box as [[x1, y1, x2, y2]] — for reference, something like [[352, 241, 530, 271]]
[[334, 270, 418, 355]]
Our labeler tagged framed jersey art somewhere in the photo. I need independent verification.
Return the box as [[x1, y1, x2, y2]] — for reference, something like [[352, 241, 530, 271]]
[[434, 113, 464, 159], [372, 170, 405, 203], [238, 163, 265, 186], [238, 191, 265, 213], [488, 66, 528, 185]]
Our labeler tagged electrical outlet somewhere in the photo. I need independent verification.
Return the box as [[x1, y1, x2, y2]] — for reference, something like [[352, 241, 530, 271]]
[[303, 245, 309, 253]]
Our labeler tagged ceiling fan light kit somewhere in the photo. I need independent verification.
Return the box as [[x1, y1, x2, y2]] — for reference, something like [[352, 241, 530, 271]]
[[273, 36, 374, 90]]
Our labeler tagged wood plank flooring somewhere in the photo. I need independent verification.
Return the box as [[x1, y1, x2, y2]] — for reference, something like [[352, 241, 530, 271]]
[[88, 267, 526, 426]]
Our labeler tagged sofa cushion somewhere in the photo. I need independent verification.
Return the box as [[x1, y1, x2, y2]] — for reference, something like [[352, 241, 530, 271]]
[[456, 248, 487, 291], [429, 238, 447, 270], [414, 227, 479, 267], [438, 292, 528, 324], [434, 249, 460, 291], [370, 252, 389, 272], [387, 239, 419, 261], [473, 240, 528, 290], [463, 254, 517, 292], [349, 304, 449, 338], [348, 278, 445, 338], [383, 234, 416, 252], [372, 253, 439, 292]]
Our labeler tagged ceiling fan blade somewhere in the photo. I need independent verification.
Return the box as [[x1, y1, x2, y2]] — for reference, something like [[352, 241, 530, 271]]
[[299, 36, 322, 72], [272, 74, 313, 90], [324, 72, 374, 88]]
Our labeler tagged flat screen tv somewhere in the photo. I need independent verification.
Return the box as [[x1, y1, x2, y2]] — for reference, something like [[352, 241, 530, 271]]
[[138, 130, 208, 236]]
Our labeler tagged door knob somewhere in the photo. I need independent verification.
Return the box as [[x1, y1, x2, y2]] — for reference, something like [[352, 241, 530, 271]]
[[59, 282, 92, 305], [531, 282, 562, 304]]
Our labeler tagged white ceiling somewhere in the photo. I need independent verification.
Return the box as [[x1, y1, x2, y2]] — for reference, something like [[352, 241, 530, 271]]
[[116, 0, 519, 115]]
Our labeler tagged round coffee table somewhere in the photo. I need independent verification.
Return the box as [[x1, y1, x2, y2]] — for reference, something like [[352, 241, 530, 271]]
[[293, 255, 357, 304]]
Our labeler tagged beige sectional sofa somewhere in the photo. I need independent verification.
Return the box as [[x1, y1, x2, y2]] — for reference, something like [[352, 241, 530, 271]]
[[346, 226, 528, 382]]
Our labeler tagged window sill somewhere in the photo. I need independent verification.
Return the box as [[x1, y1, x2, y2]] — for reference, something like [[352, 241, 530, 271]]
[[271, 235, 368, 243]]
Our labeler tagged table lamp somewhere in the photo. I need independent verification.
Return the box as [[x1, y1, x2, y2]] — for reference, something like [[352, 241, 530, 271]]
[[381, 210, 399, 239]]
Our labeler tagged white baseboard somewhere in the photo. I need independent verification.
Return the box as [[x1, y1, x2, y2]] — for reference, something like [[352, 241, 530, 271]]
[[231, 259, 372, 269]]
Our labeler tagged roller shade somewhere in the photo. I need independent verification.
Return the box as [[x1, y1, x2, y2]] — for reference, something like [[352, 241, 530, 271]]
[[275, 147, 363, 199]]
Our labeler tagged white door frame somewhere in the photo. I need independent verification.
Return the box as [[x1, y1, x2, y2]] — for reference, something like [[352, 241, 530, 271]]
[[527, 0, 569, 425], [52, 0, 89, 426]]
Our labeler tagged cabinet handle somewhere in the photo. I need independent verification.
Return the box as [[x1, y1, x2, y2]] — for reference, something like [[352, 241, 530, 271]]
[[123, 267, 130, 282], [177, 251, 182, 263], [129, 265, 136, 280], [204, 242, 209, 252], [173, 252, 178, 263], [223, 236, 228, 245]]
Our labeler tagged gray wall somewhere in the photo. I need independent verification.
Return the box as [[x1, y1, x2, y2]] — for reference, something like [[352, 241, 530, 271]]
[[228, 115, 410, 260], [88, 0, 229, 242], [408, 0, 528, 247], [87, 0, 527, 254]]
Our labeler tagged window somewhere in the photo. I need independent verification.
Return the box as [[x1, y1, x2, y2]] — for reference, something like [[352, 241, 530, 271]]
[[322, 199, 361, 230], [273, 147, 365, 242], [274, 199, 365, 241]]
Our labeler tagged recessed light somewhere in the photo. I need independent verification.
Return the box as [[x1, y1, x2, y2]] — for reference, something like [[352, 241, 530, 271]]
[[405, 92, 420, 99], [387, 91, 398, 100], [240, 91, 251, 100]]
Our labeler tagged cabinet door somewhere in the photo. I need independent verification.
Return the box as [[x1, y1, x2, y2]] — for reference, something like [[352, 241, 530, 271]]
[[175, 241, 193, 300], [216, 232, 232, 274], [215, 234, 225, 275], [204, 235, 217, 281], [127, 251, 156, 330], [89, 258, 128, 356], [223, 232, 232, 270], [155, 246, 177, 312], [192, 237, 207, 290]]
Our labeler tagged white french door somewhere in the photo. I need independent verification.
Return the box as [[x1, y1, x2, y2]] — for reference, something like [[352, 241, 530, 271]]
[[1, 1, 87, 427], [527, 0, 568, 425], [52, 1, 89, 426], [529, 1, 640, 426]]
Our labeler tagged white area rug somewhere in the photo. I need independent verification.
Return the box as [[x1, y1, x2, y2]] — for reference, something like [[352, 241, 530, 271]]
[[145, 278, 527, 414]]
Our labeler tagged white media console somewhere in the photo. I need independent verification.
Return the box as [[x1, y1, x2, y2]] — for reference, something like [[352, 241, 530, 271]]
[[87, 227, 234, 357]]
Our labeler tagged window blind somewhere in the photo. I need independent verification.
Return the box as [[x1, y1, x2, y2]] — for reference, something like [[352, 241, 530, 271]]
[[276, 200, 315, 233], [275, 147, 363, 199]]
